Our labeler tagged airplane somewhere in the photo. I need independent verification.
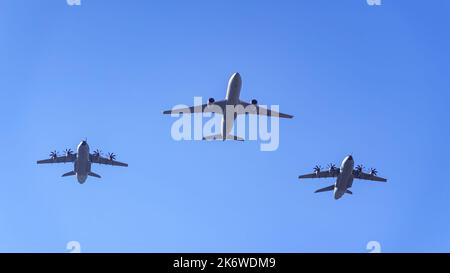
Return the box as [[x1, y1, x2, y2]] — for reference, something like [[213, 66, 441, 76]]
[[163, 72, 294, 141], [298, 155, 387, 200], [37, 140, 128, 184]]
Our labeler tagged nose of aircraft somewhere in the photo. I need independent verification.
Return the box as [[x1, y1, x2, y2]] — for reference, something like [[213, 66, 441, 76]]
[[232, 72, 241, 82], [334, 191, 344, 200], [348, 155, 353, 161], [81, 141, 87, 146]]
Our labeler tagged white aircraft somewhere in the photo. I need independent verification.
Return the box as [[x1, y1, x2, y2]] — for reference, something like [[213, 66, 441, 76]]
[[298, 155, 387, 200], [163, 72, 293, 141], [37, 140, 128, 184]]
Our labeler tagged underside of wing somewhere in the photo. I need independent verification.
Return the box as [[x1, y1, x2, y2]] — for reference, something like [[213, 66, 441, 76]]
[[37, 154, 77, 164], [353, 171, 387, 182], [90, 154, 128, 167], [298, 170, 338, 179], [238, 101, 294, 119], [163, 100, 227, 115]]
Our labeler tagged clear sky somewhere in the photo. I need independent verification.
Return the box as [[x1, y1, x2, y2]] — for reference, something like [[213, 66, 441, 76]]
[[0, 0, 449, 253]]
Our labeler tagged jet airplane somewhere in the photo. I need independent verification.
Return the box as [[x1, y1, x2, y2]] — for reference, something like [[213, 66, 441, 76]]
[[163, 72, 293, 141]]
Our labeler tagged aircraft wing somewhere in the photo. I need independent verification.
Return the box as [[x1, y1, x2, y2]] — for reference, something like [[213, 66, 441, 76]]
[[37, 154, 77, 164], [298, 170, 340, 179], [238, 101, 293, 119], [353, 171, 387, 182], [89, 154, 128, 167], [163, 100, 227, 114]]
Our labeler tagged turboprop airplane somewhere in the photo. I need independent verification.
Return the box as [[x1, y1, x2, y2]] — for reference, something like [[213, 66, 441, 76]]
[[37, 140, 128, 184], [298, 155, 387, 200]]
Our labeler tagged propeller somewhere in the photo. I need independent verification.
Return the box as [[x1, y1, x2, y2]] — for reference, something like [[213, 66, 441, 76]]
[[93, 149, 102, 157], [327, 163, 337, 171], [370, 168, 378, 176], [49, 151, 58, 159], [355, 164, 364, 173], [107, 152, 116, 161], [64, 148, 74, 156], [313, 165, 322, 174]]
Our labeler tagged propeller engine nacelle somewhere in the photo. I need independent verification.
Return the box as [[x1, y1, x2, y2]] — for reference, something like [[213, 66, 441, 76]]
[[370, 168, 378, 176], [354, 165, 364, 177], [328, 163, 338, 174], [355, 165, 364, 173], [313, 165, 322, 175], [107, 152, 116, 161], [208, 98, 215, 104], [49, 151, 58, 160]]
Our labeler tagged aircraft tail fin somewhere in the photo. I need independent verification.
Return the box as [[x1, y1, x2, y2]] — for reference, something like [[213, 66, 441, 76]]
[[88, 172, 102, 178], [203, 134, 244, 141], [62, 171, 76, 177], [314, 185, 335, 193]]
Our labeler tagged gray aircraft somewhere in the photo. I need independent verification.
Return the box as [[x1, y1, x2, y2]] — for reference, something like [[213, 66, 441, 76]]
[[298, 155, 387, 200], [37, 140, 128, 184], [163, 72, 293, 141]]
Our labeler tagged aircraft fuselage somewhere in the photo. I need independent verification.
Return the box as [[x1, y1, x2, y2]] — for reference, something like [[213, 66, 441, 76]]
[[221, 72, 243, 138], [333, 155, 355, 199], [74, 141, 91, 184]]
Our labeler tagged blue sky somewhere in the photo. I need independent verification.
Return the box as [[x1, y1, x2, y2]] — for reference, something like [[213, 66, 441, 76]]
[[0, 0, 449, 252]]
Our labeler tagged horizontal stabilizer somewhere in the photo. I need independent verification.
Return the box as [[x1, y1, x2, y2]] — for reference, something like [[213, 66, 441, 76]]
[[88, 172, 101, 178], [62, 171, 76, 177], [226, 135, 244, 141], [314, 185, 335, 193], [346, 190, 353, 195], [203, 134, 244, 141], [203, 134, 224, 141]]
